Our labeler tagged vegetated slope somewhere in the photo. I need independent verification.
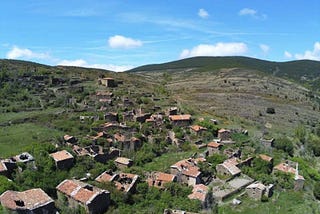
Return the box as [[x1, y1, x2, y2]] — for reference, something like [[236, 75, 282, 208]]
[[129, 56, 320, 91], [137, 65, 320, 135]]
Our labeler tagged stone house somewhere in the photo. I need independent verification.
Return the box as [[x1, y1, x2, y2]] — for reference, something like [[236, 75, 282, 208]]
[[166, 107, 178, 116], [56, 179, 110, 214], [273, 161, 305, 191], [190, 125, 207, 136], [218, 129, 231, 141], [216, 158, 241, 178], [147, 172, 176, 189], [96, 172, 139, 193], [115, 157, 133, 169], [207, 141, 222, 155], [99, 77, 117, 87], [49, 150, 74, 170], [246, 182, 267, 200], [169, 114, 192, 126], [72, 145, 112, 163], [104, 112, 119, 122], [260, 138, 275, 148], [170, 158, 204, 186], [0, 188, 56, 214], [188, 184, 211, 208], [114, 134, 142, 151], [64, 135, 77, 144], [0, 159, 17, 178]]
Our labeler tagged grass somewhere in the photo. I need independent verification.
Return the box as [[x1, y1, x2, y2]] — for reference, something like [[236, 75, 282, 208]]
[[218, 190, 320, 214], [0, 108, 63, 124], [0, 123, 63, 157]]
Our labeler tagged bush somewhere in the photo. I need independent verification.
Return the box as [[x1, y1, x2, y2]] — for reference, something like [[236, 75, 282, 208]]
[[266, 107, 275, 114], [314, 183, 320, 200]]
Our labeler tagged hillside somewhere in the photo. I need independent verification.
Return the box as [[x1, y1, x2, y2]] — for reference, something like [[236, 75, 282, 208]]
[[130, 56, 320, 91], [1, 58, 320, 213]]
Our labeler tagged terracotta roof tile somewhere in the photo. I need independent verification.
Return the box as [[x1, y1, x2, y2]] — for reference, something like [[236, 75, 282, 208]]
[[0, 188, 53, 210], [95, 172, 115, 183], [188, 184, 208, 202], [207, 141, 221, 148], [56, 179, 109, 205], [169, 114, 191, 121], [259, 154, 273, 162], [190, 125, 207, 132], [50, 150, 74, 162]]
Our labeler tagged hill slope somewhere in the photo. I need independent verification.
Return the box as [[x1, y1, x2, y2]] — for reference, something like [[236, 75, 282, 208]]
[[129, 56, 320, 90]]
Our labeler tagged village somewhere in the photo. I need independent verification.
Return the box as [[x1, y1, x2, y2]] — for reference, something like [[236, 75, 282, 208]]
[[0, 76, 308, 214]]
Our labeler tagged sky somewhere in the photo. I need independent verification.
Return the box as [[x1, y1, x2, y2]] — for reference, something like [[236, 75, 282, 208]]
[[0, 0, 319, 71]]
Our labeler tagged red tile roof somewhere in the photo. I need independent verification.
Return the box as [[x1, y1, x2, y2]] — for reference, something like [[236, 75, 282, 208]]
[[188, 184, 208, 202], [115, 157, 132, 165], [259, 154, 273, 162], [218, 128, 231, 133], [169, 114, 191, 121], [190, 125, 207, 132], [50, 150, 74, 162], [171, 158, 202, 178], [274, 163, 296, 174], [156, 172, 176, 182], [56, 179, 109, 205], [95, 172, 115, 183], [207, 141, 221, 148], [0, 188, 53, 211]]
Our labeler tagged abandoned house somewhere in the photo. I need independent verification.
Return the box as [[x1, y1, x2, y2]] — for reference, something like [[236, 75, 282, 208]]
[[64, 135, 77, 144], [217, 129, 232, 141], [99, 77, 117, 87], [115, 157, 133, 169], [0, 188, 56, 214], [104, 112, 119, 122], [188, 184, 210, 208], [169, 114, 192, 126], [170, 158, 204, 186], [49, 150, 74, 170], [96, 172, 139, 193], [273, 161, 305, 191], [207, 141, 222, 155], [246, 182, 267, 200], [190, 125, 207, 135], [56, 179, 110, 214], [147, 172, 177, 189], [216, 158, 241, 178]]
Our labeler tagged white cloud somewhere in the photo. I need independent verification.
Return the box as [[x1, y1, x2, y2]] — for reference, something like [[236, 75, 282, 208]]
[[108, 35, 142, 49], [294, 42, 320, 60], [238, 8, 267, 20], [284, 51, 292, 58], [180, 42, 248, 59], [58, 59, 134, 72], [239, 8, 257, 16], [260, 44, 270, 54], [6, 46, 50, 59], [198, 9, 209, 19]]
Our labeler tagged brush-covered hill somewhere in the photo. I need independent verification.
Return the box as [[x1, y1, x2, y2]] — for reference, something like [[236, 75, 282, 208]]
[[130, 56, 320, 134], [130, 56, 320, 91]]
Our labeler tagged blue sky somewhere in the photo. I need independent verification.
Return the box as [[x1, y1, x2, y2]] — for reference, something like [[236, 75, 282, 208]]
[[1, 0, 319, 71]]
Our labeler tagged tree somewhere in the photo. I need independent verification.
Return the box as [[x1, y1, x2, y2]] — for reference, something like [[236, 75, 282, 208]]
[[0, 176, 15, 194], [314, 183, 320, 200], [274, 137, 294, 156]]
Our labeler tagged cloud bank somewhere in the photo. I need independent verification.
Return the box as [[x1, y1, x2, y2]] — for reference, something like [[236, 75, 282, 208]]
[[198, 9, 209, 19], [108, 35, 142, 49], [6, 46, 49, 60], [58, 59, 134, 72], [180, 42, 248, 58]]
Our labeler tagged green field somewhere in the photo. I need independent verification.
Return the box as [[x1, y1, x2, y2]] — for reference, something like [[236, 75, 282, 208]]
[[218, 190, 320, 214], [0, 123, 63, 157]]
